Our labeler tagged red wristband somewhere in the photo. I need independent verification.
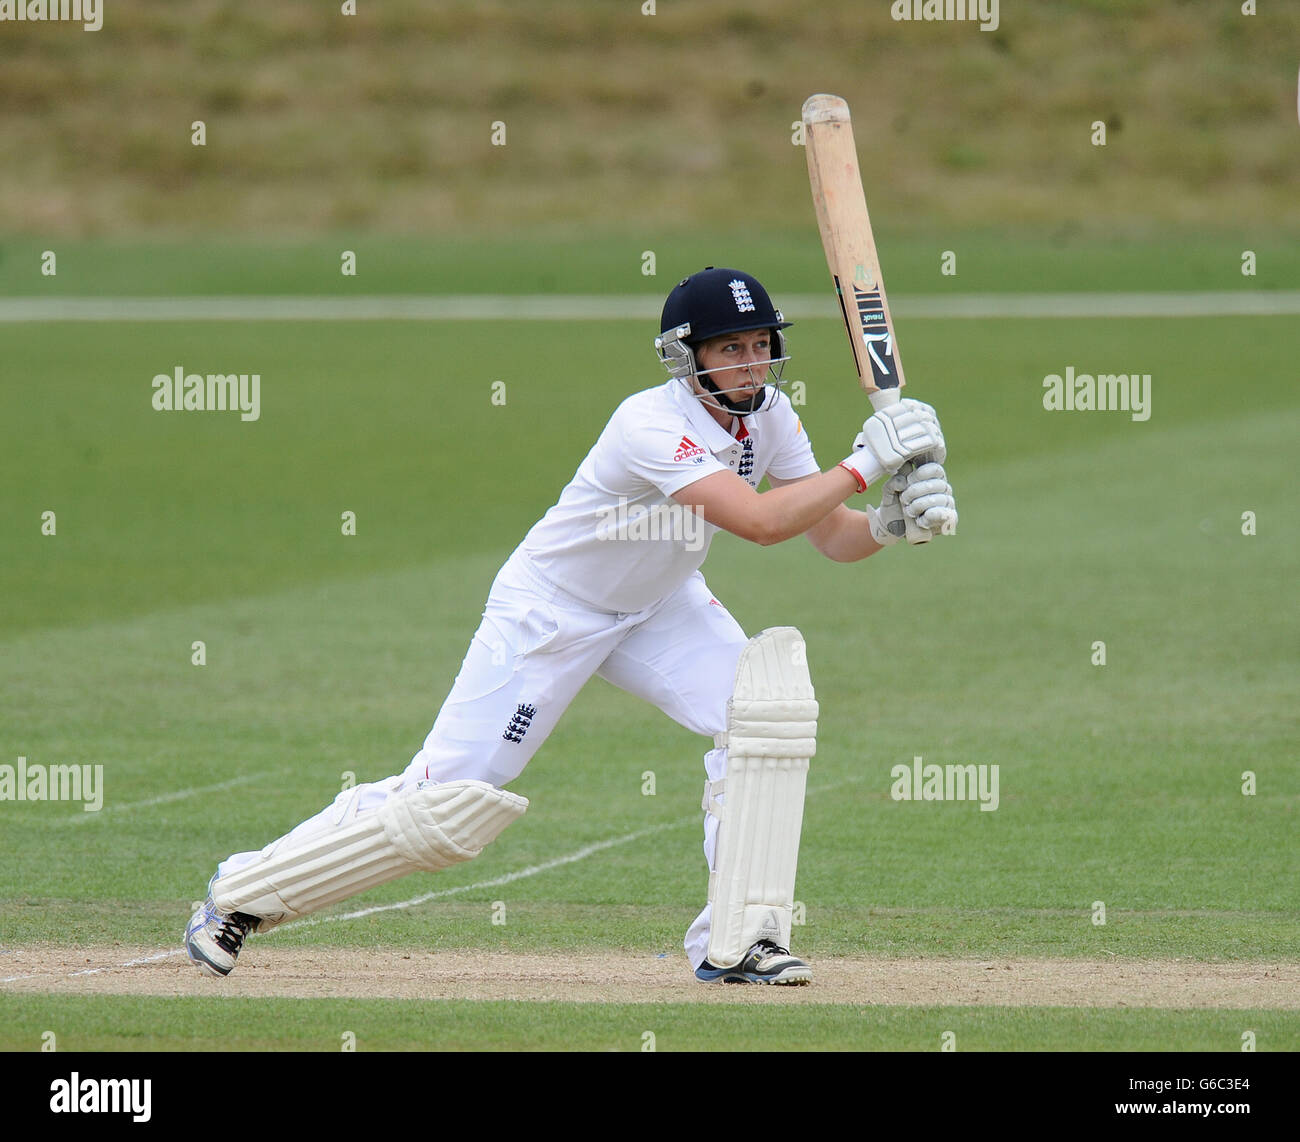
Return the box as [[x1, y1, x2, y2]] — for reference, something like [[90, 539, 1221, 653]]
[[838, 461, 867, 494]]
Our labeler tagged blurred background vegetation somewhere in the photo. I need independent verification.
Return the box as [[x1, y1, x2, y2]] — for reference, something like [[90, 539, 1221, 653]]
[[1, 0, 1296, 241]]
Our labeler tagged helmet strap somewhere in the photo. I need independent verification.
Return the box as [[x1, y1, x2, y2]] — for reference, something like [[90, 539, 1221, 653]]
[[699, 374, 765, 415]]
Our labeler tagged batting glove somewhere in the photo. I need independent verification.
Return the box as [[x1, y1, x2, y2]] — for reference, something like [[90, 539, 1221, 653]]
[[865, 461, 957, 545], [839, 399, 946, 492], [899, 461, 957, 534]]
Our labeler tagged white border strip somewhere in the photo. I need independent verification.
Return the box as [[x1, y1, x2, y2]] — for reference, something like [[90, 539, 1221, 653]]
[[0, 291, 1296, 323]]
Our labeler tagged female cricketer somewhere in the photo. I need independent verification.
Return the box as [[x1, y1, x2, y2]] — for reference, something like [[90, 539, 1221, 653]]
[[185, 266, 956, 984]]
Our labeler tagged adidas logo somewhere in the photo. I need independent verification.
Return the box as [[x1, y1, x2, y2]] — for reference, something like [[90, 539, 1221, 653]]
[[674, 435, 706, 462], [503, 702, 538, 744]]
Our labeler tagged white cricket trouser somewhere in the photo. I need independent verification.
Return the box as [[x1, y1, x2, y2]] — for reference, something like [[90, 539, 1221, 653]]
[[220, 546, 747, 969]]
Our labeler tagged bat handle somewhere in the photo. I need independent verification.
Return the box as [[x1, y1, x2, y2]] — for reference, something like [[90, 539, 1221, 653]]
[[866, 388, 932, 546]]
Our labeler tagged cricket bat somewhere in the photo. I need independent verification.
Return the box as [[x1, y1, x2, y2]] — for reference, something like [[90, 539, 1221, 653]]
[[802, 92, 931, 544]]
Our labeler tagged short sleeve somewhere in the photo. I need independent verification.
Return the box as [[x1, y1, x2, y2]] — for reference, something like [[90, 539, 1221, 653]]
[[619, 419, 730, 498], [764, 404, 821, 481]]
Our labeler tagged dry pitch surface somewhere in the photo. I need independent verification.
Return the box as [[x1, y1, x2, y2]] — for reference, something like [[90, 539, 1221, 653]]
[[3, 946, 1297, 1009]]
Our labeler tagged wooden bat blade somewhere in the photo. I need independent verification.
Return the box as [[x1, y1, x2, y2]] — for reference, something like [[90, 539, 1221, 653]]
[[804, 93, 932, 544], [802, 93, 905, 396]]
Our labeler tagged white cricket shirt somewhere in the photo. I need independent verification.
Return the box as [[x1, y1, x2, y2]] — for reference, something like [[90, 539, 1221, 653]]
[[520, 380, 820, 613]]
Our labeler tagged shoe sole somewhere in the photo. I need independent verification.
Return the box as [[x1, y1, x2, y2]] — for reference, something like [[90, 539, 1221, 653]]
[[696, 966, 812, 985], [184, 939, 234, 977], [185, 952, 232, 978]]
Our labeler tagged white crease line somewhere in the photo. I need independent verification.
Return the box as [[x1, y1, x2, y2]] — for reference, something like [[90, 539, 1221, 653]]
[[0, 292, 1296, 322], [0, 774, 866, 982], [1, 949, 188, 984], [68, 950, 187, 977], [50, 773, 266, 825]]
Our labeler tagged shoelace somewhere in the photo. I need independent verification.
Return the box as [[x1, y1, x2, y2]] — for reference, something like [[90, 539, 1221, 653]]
[[212, 913, 252, 955], [750, 939, 790, 959]]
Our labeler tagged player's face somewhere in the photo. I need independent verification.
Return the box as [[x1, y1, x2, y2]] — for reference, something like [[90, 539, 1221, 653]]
[[694, 329, 772, 403]]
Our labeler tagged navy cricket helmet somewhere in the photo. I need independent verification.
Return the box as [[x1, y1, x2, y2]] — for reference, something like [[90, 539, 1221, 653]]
[[660, 266, 791, 343], [654, 267, 792, 413]]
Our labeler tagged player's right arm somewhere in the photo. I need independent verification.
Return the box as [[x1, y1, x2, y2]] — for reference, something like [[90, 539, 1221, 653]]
[[672, 466, 860, 547], [672, 399, 946, 547]]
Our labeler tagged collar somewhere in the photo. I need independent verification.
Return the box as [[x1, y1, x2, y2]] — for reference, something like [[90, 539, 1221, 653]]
[[666, 380, 752, 455]]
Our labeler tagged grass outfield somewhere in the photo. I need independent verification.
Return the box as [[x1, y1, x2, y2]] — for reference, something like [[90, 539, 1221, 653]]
[[1, 264, 1297, 1049], [2, 996, 1295, 1053]]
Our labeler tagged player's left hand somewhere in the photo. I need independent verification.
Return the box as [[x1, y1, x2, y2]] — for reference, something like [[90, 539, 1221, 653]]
[[899, 461, 957, 534], [867, 461, 957, 545]]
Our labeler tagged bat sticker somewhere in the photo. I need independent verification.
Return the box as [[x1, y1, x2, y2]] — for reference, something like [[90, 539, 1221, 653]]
[[853, 284, 897, 387]]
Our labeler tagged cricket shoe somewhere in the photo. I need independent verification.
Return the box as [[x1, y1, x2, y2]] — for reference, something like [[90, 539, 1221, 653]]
[[184, 877, 261, 978], [695, 940, 812, 985]]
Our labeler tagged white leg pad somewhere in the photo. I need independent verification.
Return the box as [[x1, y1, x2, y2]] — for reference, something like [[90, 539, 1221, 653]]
[[706, 627, 817, 968], [212, 780, 527, 928]]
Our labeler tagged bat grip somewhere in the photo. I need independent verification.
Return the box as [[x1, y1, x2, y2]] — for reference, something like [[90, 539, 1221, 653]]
[[866, 389, 932, 545]]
